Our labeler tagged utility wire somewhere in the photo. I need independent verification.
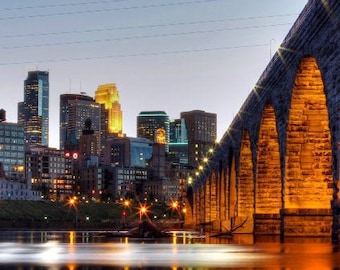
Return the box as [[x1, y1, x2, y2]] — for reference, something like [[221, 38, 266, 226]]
[[0, 0, 127, 11], [0, 43, 268, 66], [0, 14, 298, 40], [0, 23, 290, 50], [0, 0, 218, 20]]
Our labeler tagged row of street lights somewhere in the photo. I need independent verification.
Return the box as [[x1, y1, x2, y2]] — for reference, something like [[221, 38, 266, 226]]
[[66, 197, 185, 229]]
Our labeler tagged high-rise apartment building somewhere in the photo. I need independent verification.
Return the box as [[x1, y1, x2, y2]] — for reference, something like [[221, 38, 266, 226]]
[[59, 93, 101, 151], [180, 110, 217, 168], [95, 84, 123, 137], [18, 70, 49, 146], [137, 111, 170, 145]]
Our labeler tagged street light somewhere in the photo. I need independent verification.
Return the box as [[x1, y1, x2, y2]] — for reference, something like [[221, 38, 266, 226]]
[[171, 201, 179, 219], [138, 204, 148, 221], [68, 197, 78, 228], [124, 200, 130, 208], [122, 200, 132, 224]]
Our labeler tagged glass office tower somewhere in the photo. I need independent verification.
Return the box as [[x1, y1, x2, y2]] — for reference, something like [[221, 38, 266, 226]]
[[180, 110, 217, 168], [20, 70, 49, 146], [168, 118, 188, 164], [137, 111, 170, 144]]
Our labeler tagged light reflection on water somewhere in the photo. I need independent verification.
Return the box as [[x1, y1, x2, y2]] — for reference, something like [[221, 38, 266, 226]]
[[0, 231, 339, 269]]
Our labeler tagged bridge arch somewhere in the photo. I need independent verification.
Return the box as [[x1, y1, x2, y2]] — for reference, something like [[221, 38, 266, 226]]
[[191, 0, 340, 240], [256, 103, 281, 214], [238, 130, 254, 232], [284, 56, 332, 209]]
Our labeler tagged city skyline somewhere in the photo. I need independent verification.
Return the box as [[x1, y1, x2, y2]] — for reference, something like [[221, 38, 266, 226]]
[[0, 0, 307, 148]]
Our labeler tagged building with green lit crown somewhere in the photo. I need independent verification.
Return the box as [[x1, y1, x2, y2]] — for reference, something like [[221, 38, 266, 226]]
[[137, 111, 170, 146]]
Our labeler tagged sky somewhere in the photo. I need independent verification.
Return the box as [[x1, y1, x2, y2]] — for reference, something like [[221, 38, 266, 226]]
[[0, 0, 308, 149]]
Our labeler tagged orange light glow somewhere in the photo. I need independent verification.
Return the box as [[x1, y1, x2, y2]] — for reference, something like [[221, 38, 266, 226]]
[[137, 203, 150, 221]]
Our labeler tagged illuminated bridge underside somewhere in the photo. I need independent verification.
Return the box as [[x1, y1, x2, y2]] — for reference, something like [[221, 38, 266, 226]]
[[192, 0, 340, 240]]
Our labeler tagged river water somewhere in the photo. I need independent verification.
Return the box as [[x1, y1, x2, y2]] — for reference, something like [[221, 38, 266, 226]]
[[0, 230, 339, 269]]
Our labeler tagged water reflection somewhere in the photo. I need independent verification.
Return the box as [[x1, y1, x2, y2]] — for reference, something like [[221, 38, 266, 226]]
[[0, 231, 339, 269]]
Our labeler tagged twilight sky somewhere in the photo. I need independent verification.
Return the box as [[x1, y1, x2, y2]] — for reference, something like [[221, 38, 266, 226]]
[[0, 0, 307, 149]]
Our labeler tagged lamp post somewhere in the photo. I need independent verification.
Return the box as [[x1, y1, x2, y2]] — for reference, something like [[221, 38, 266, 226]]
[[140, 206, 146, 221], [69, 197, 78, 228], [139, 205, 147, 221], [122, 200, 130, 225], [171, 201, 179, 219]]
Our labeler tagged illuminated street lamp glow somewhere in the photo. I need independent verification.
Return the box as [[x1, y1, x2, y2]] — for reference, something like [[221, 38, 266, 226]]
[[68, 197, 78, 228], [171, 200, 180, 219], [69, 198, 75, 206], [188, 176, 193, 185], [138, 204, 149, 221]]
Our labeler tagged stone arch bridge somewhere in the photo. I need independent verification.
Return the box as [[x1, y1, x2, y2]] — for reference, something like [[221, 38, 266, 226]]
[[190, 0, 340, 241]]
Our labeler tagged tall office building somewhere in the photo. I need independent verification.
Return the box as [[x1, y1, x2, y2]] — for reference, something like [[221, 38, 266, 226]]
[[168, 118, 188, 164], [180, 110, 217, 168], [59, 93, 101, 151], [18, 70, 49, 146], [137, 111, 170, 145], [95, 84, 123, 137]]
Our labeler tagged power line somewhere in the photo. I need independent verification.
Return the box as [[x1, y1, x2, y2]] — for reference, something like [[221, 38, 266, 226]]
[[0, 0, 126, 11], [0, 14, 298, 40], [0, 0, 218, 21], [0, 43, 268, 66], [0, 23, 291, 50]]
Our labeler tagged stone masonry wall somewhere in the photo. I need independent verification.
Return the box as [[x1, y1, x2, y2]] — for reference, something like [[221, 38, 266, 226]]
[[193, 0, 340, 239]]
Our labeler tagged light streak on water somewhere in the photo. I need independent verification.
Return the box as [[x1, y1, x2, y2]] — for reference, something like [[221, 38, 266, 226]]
[[0, 242, 272, 268], [0, 231, 339, 269]]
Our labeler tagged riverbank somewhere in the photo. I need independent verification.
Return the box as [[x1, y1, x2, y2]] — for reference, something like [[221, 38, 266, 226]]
[[0, 200, 173, 230]]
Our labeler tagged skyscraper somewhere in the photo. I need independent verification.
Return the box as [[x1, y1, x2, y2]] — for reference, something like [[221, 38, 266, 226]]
[[180, 110, 217, 168], [137, 111, 170, 144], [18, 70, 49, 146], [95, 84, 123, 137], [59, 93, 101, 151], [168, 118, 188, 164]]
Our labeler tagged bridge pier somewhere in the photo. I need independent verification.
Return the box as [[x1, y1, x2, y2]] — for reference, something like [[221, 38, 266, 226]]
[[191, 0, 340, 242]]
